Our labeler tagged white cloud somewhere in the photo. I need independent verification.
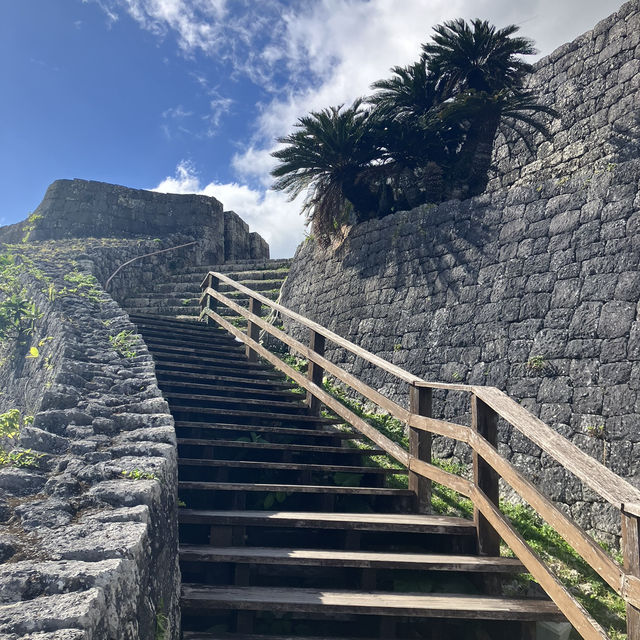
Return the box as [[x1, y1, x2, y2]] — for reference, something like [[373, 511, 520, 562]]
[[153, 161, 306, 258], [103, 0, 623, 257], [203, 95, 233, 137], [229, 0, 623, 181], [231, 146, 278, 187]]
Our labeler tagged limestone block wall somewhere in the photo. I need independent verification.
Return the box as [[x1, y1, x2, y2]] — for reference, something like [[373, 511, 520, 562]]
[[0, 179, 269, 265], [282, 157, 640, 541], [489, 0, 640, 190], [0, 249, 180, 638], [280, 1, 640, 541]]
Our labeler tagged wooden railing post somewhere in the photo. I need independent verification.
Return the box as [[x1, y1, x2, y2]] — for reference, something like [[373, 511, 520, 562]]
[[201, 273, 219, 324], [409, 384, 432, 514], [246, 297, 262, 363], [306, 330, 325, 416], [472, 394, 501, 556], [622, 510, 640, 639]]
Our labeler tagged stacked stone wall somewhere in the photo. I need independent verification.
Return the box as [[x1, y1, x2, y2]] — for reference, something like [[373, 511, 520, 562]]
[[280, 1, 640, 542], [0, 179, 269, 265], [489, 0, 640, 191], [0, 248, 180, 638]]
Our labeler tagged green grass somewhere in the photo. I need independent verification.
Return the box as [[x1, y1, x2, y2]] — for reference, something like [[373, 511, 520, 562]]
[[0, 409, 42, 469], [109, 330, 138, 358]]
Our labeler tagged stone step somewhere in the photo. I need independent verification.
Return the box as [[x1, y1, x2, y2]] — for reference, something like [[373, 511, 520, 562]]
[[166, 266, 290, 282]]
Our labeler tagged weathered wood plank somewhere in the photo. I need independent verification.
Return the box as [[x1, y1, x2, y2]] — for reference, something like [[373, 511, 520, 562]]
[[472, 395, 501, 557], [183, 632, 376, 640], [177, 458, 407, 475], [246, 296, 262, 363], [178, 509, 476, 534], [174, 421, 362, 440], [179, 545, 524, 572], [408, 458, 473, 498], [165, 392, 307, 410], [409, 385, 432, 513], [169, 406, 340, 424], [472, 487, 608, 639], [408, 414, 471, 443], [176, 438, 385, 455], [178, 481, 414, 496], [307, 329, 325, 416], [623, 512, 640, 639], [181, 585, 562, 620]]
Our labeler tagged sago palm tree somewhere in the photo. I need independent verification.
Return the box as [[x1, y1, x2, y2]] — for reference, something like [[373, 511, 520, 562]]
[[421, 18, 553, 196], [271, 99, 380, 245], [439, 87, 557, 196], [423, 18, 536, 96], [368, 59, 458, 169]]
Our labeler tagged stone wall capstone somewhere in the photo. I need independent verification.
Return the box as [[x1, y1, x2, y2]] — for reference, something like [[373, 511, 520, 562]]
[[280, 0, 640, 543]]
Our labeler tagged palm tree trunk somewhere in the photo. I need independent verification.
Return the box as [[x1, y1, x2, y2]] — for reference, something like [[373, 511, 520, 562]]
[[452, 112, 500, 198]]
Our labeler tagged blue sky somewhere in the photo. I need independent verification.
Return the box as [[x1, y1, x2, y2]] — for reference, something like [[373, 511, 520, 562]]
[[1, 0, 625, 256]]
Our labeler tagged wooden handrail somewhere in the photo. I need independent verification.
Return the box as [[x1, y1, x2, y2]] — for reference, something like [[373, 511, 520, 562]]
[[201, 271, 443, 387], [200, 272, 640, 639], [201, 273, 640, 510]]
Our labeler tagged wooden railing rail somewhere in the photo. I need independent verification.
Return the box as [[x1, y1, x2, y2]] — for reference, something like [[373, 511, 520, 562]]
[[200, 271, 640, 640]]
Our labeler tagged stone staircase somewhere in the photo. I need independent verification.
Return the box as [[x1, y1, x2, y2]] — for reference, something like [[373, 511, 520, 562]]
[[129, 310, 564, 640], [122, 258, 292, 321]]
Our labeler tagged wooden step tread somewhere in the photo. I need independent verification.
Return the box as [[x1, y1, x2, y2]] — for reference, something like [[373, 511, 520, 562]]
[[145, 342, 245, 357], [174, 421, 359, 439], [179, 546, 524, 572], [179, 481, 414, 496], [130, 315, 217, 330], [152, 352, 271, 370], [178, 458, 407, 475], [138, 326, 235, 343], [154, 361, 282, 379], [156, 372, 296, 389], [181, 585, 562, 620], [158, 382, 302, 400], [149, 345, 253, 360], [177, 438, 383, 455], [165, 392, 308, 411], [183, 633, 367, 640], [178, 510, 475, 534], [171, 408, 341, 425]]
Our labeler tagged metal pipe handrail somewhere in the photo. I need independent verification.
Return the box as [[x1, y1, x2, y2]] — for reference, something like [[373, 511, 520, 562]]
[[104, 240, 197, 290]]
